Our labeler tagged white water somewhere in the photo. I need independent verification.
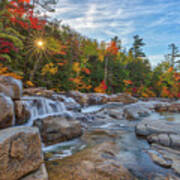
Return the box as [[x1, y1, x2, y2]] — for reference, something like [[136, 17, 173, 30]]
[[81, 105, 105, 114], [21, 96, 69, 126]]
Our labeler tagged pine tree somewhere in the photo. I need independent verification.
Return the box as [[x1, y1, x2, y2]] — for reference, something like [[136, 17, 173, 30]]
[[131, 35, 146, 58]]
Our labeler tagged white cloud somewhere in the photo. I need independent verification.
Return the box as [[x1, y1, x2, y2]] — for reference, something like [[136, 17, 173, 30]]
[[148, 54, 165, 67], [45, 0, 180, 66]]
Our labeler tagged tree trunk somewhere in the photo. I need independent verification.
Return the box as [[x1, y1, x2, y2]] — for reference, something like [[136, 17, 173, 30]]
[[30, 58, 40, 82], [104, 56, 108, 85]]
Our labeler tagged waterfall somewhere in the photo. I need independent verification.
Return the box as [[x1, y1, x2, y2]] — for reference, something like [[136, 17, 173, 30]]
[[21, 96, 69, 126]]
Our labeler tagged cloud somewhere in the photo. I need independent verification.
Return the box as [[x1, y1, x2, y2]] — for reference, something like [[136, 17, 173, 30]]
[[148, 54, 165, 67], [46, 0, 180, 66]]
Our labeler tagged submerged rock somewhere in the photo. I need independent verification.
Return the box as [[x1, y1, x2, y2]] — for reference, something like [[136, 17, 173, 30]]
[[46, 142, 133, 180], [34, 115, 83, 145], [0, 93, 14, 129], [148, 150, 172, 168], [0, 127, 43, 180], [151, 144, 180, 176], [0, 76, 22, 100]]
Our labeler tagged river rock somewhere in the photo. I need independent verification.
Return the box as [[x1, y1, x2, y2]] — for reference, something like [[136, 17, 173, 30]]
[[46, 142, 133, 180], [124, 104, 151, 120], [82, 129, 118, 146], [155, 102, 180, 113], [0, 127, 43, 180], [151, 144, 180, 176], [34, 115, 83, 145], [15, 100, 31, 125], [0, 93, 14, 129], [87, 93, 108, 105], [0, 76, 22, 100], [148, 133, 180, 149], [135, 118, 180, 150], [20, 164, 48, 180], [135, 119, 180, 137], [148, 150, 172, 168], [23, 87, 54, 97], [67, 91, 137, 106], [108, 93, 138, 104], [108, 108, 124, 119], [67, 91, 89, 105]]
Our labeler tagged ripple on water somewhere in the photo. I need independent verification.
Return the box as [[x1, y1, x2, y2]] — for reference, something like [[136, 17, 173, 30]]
[[43, 138, 86, 161]]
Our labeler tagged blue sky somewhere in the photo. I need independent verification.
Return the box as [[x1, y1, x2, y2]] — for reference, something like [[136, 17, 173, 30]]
[[48, 0, 180, 66]]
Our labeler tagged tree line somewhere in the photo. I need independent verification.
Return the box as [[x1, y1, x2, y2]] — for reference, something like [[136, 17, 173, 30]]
[[0, 0, 179, 98]]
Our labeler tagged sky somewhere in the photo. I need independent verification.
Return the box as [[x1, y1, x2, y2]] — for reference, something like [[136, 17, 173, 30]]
[[47, 0, 180, 66]]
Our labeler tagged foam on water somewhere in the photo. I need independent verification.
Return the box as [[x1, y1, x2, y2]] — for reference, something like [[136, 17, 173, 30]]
[[21, 96, 69, 126], [81, 105, 105, 113]]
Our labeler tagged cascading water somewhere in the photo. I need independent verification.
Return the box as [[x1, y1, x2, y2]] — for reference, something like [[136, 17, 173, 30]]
[[21, 96, 70, 126]]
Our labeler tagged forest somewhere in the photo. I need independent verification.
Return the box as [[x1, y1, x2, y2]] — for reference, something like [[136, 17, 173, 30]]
[[0, 0, 180, 98]]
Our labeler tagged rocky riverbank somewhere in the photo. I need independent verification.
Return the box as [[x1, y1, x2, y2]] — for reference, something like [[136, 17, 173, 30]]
[[0, 76, 179, 180]]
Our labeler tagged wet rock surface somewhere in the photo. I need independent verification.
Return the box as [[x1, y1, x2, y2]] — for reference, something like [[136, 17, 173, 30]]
[[155, 102, 180, 113], [0, 127, 44, 180], [67, 91, 138, 106], [15, 100, 31, 125], [108, 93, 138, 104], [136, 119, 180, 149], [0, 93, 14, 129], [151, 144, 180, 176], [23, 87, 54, 98], [0, 76, 22, 100], [20, 164, 48, 180], [34, 115, 83, 145], [46, 142, 134, 180], [123, 103, 152, 120]]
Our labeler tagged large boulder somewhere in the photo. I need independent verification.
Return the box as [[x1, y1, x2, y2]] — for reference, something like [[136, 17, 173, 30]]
[[46, 142, 133, 180], [34, 115, 83, 145], [135, 119, 180, 137], [0, 127, 43, 180], [0, 76, 22, 100], [136, 119, 180, 149], [0, 93, 14, 129], [15, 100, 31, 125]]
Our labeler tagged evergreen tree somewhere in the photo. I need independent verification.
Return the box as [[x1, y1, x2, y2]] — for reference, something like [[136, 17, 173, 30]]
[[131, 35, 146, 58]]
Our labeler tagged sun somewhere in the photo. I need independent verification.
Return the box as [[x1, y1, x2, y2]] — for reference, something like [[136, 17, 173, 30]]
[[25, 31, 48, 59], [36, 40, 44, 48]]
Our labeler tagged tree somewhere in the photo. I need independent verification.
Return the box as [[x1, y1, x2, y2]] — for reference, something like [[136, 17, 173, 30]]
[[168, 43, 180, 68], [131, 35, 146, 58]]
